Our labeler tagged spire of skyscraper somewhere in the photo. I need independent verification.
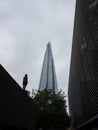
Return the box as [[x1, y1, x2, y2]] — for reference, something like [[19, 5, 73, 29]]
[[39, 42, 58, 94]]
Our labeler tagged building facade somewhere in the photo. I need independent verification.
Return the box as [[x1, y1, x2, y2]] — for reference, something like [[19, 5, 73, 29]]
[[0, 64, 36, 130], [39, 42, 58, 94], [68, 0, 98, 129]]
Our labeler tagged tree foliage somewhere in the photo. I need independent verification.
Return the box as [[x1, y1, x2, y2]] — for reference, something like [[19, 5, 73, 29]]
[[32, 89, 71, 130]]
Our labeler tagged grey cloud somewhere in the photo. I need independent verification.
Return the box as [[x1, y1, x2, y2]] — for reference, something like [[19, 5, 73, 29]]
[[0, 0, 76, 95]]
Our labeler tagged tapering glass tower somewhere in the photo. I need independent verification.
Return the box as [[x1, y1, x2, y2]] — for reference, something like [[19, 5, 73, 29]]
[[39, 42, 58, 94]]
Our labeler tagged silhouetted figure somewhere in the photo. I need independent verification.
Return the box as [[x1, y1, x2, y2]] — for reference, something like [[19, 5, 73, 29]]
[[23, 74, 28, 90]]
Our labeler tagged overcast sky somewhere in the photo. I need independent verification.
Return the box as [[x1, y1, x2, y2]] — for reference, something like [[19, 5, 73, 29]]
[[0, 0, 76, 98]]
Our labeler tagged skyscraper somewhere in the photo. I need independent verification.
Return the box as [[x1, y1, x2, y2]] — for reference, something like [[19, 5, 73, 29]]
[[68, 0, 98, 129], [39, 42, 58, 94]]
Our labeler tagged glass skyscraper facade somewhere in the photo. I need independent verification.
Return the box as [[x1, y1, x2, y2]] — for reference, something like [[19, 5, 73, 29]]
[[68, 0, 98, 129], [39, 42, 58, 94]]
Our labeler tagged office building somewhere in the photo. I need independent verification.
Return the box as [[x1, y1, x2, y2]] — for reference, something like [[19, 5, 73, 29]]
[[68, 0, 98, 129], [39, 42, 58, 94]]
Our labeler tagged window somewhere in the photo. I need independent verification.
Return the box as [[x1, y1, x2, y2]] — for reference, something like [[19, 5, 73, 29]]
[[81, 37, 87, 49], [89, 0, 97, 9]]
